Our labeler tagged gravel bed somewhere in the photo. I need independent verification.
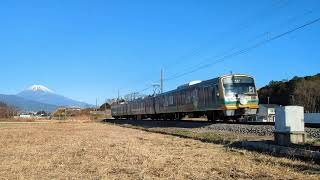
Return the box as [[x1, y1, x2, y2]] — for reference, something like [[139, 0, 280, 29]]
[[306, 128, 320, 139], [104, 119, 320, 139], [200, 123, 320, 139], [200, 124, 275, 136]]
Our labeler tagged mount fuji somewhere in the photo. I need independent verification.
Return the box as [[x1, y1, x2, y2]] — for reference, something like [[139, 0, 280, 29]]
[[0, 94, 58, 112], [17, 85, 92, 109]]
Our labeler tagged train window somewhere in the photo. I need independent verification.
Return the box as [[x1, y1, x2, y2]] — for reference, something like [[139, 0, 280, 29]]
[[224, 83, 256, 95], [223, 76, 254, 84], [223, 76, 256, 95], [181, 92, 185, 105], [192, 89, 198, 102], [176, 94, 179, 105], [169, 96, 174, 105], [185, 91, 188, 103], [248, 86, 255, 93], [186, 91, 191, 103], [164, 96, 169, 106]]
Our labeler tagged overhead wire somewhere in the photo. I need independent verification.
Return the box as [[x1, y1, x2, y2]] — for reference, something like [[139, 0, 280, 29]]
[[164, 17, 320, 81], [161, 0, 292, 71], [130, 0, 292, 96], [118, 1, 317, 98], [165, 6, 317, 80]]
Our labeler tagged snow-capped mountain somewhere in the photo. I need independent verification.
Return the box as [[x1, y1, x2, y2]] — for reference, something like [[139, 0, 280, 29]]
[[0, 94, 58, 112], [17, 85, 92, 108], [27, 85, 54, 93]]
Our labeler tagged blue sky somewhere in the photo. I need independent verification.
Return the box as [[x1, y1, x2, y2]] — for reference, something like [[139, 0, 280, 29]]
[[1, 0, 320, 104]]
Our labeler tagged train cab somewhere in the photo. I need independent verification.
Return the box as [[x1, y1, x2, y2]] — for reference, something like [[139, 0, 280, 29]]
[[220, 74, 259, 117]]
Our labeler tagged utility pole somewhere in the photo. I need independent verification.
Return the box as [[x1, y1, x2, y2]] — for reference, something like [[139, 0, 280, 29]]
[[105, 98, 107, 111], [160, 68, 164, 94], [96, 98, 98, 111], [267, 97, 270, 104], [117, 90, 120, 102]]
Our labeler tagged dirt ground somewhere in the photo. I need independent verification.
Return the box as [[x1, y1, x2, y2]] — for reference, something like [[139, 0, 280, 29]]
[[0, 121, 319, 179]]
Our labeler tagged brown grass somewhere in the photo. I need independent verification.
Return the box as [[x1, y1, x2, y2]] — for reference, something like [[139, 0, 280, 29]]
[[0, 121, 319, 179], [0, 118, 38, 122]]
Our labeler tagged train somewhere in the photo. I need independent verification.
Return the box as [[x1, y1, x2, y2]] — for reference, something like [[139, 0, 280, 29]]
[[111, 74, 259, 121]]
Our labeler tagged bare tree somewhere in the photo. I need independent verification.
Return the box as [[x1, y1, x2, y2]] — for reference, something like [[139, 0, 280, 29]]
[[0, 102, 18, 118], [293, 80, 320, 112]]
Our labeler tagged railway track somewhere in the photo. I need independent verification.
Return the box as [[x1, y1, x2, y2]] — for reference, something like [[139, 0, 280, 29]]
[[104, 118, 320, 138], [105, 118, 319, 128]]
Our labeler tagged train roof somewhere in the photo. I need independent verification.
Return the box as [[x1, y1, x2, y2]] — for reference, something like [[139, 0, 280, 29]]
[[155, 74, 253, 96], [220, 74, 253, 79], [113, 74, 254, 104]]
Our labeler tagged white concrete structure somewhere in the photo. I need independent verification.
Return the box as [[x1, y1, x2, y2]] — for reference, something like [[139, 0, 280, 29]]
[[304, 113, 320, 124], [256, 104, 279, 122], [274, 106, 306, 146], [275, 106, 305, 132]]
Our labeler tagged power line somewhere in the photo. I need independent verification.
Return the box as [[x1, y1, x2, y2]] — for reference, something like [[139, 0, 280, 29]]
[[125, 69, 164, 98], [129, 15, 320, 96], [118, 2, 316, 98], [166, 6, 318, 80], [122, 0, 293, 97], [164, 17, 320, 81], [137, 0, 299, 92], [161, 0, 292, 71], [166, 31, 270, 79]]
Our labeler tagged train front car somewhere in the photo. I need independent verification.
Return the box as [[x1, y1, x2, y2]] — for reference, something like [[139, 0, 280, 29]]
[[220, 74, 259, 120]]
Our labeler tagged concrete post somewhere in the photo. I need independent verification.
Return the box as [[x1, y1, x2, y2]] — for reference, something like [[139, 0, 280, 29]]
[[274, 106, 306, 146]]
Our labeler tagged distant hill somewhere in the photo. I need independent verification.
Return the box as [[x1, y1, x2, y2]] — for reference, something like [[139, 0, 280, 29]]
[[17, 85, 92, 108], [0, 85, 93, 112], [258, 73, 320, 112], [0, 94, 58, 112]]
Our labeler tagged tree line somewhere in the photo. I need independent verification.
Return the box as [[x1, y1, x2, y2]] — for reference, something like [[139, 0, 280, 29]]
[[0, 102, 18, 118], [258, 73, 320, 112]]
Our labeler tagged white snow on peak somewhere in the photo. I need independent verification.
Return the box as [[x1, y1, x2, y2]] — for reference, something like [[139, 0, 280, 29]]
[[27, 85, 54, 93]]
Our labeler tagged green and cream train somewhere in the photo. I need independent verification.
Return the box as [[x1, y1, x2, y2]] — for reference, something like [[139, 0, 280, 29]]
[[111, 74, 259, 121]]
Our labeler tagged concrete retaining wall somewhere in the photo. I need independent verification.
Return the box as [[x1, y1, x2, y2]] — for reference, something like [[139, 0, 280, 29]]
[[239, 141, 320, 163]]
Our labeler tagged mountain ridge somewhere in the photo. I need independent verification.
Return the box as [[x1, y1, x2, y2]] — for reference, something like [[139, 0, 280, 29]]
[[0, 85, 92, 112], [17, 85, 92, 109], [0, 94, 58, 112]]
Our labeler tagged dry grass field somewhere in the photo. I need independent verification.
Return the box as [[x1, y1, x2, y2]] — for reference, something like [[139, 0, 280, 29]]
[[0, 120, 319, 179]]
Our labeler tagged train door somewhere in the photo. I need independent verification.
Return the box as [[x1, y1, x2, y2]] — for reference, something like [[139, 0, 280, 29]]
[[192, 88, 199, 110], [213, 84, 219, 107], [198, 86, 205, 108], [204, 86, 212, 107]]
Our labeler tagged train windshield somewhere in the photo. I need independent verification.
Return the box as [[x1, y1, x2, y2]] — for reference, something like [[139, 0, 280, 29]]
[[223, 76, 256, 96]]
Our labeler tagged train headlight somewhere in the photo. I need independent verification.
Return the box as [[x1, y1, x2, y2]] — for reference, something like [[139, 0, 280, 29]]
[[239, 97, 248, 105]]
